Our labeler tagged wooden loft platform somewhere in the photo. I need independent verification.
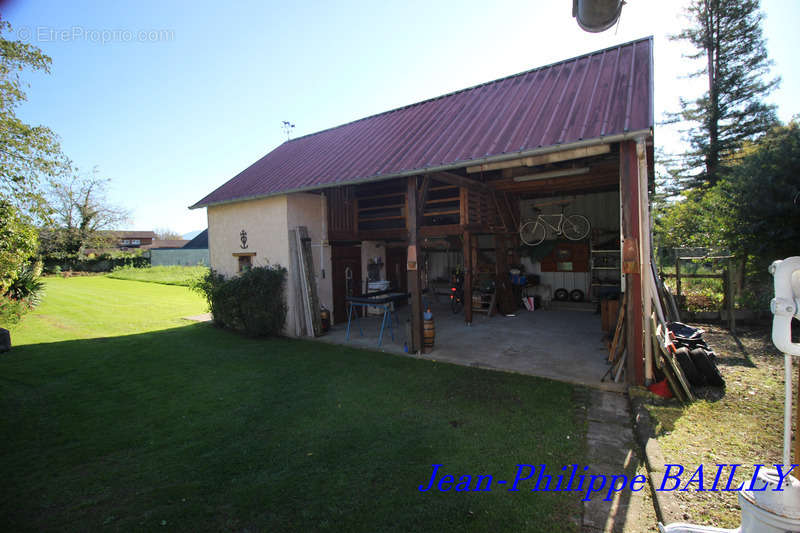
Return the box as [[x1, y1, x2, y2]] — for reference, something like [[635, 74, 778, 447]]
[[324, 144, 624, 243]]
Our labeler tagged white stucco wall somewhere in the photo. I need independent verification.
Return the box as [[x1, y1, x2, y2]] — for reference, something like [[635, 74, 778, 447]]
[[207, 195, 290, 278], [206, 192, 332, 337]]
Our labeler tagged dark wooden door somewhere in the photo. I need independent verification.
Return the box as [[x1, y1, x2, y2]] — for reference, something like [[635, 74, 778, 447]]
[[385, 246, 407, 292], [331, 246, 362, 324]]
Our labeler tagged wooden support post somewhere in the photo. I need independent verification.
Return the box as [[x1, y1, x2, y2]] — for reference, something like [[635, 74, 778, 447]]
[[464, 230, 473, 325], [620, 140, 645, 385], [406, 177, 423, 353], [637, 138, 654, 383]]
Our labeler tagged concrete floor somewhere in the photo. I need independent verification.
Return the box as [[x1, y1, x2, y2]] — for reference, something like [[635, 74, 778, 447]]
[[317, 299, 626, 392]]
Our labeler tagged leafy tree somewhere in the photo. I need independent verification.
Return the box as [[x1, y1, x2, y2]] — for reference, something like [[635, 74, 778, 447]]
[[42, 169, 129, 255], [715, 121, 800, 277], [655, 121, 800, 309], [666, 0, 779, 189], [0, 19, 67, 216], [653, 187, 726, 255], [0, 200, 37, 294]]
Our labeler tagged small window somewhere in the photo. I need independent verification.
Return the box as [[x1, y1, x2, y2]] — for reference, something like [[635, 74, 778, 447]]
[[131, 239, 141, 245], [121, 239, 130, 245], [238, 255, 252, 273]]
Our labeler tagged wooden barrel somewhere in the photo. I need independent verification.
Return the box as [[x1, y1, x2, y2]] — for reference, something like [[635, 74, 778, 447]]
[[423, 318, 435, 353]]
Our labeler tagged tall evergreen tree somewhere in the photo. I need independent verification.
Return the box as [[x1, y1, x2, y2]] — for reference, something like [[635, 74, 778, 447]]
[[667, 0, 779, 189]]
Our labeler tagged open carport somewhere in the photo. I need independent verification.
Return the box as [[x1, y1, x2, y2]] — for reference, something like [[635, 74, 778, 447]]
[[319, 299, 626, 392]]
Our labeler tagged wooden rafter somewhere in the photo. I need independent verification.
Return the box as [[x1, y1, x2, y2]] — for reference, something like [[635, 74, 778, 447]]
[[431, 171, 491, 192], [465, 144, 611, 173]]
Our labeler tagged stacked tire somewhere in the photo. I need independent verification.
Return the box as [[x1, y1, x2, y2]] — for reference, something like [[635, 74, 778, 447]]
[[667, 322, 725, 389]]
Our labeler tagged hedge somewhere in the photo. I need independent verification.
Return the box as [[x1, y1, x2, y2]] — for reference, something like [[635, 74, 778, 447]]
[[192, 266, 287, 337]]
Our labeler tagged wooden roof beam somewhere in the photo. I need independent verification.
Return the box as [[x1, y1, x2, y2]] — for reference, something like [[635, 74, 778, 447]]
[[465, 144, 611, 174], [431, 171, 491, 192]]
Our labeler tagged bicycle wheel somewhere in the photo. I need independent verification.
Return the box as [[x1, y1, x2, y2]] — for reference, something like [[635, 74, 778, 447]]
[[562, 214, 590, 240], [520, 220, 546, 246]]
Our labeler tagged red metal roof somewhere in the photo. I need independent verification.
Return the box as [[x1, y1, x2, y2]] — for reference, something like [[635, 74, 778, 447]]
[[192, 37, 653, 208]]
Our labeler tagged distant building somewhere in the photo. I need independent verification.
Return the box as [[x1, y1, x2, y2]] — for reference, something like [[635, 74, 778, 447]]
[[148, 229, 209, 266], [182, 229, 208, 250], [142, 239, 189, 250], [99, 230, 157, 249]]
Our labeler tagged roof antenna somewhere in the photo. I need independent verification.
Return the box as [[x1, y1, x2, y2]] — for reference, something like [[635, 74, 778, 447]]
[[282, 120, 295, 141]]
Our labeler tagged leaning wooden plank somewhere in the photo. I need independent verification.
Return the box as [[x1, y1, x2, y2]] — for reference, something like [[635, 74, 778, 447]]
[[659, 353, 686, 403], [651, 318, 691, 401], [288, 230, 307, 337], [294, 230, 314, 337], [297, 226, 323, 337], [615, 329, 627, 366], [294, 229, 315, 337], [662, 342, 694, 402], [670, 351, 695, 402], [608, 297, 626, 362], [665, 282, 680, 324], [650, 314, 663, 371], [613, 349, 626, 382]]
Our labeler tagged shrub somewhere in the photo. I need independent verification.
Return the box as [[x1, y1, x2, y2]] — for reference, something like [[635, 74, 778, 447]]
[[42, 251, 149, 273], [5, 265, 45, 305], [192, 266, 287, 337], [0, 295, 31, 326], [0, 201, 38, 294]]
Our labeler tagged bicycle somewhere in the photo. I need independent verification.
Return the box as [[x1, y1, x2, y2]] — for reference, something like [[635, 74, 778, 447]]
[[519, 204, 591, 246]]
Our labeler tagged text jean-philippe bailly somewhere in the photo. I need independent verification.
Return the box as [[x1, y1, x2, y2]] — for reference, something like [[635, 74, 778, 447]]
[[418, 463, 797, 502]]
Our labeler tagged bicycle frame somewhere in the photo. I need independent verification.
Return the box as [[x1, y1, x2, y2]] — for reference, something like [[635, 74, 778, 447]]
[[530, 213, 567, 234]]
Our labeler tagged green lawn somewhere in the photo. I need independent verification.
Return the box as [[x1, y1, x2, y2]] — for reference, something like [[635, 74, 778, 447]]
[[107, 265, 209, 287], [1, 277, 585, 531]]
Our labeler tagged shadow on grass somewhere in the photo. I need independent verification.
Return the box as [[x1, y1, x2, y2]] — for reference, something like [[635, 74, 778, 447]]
[[0, 322, 602, 532]]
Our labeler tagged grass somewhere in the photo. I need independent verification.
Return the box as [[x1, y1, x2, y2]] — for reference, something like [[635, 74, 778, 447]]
[[107, 265, 209, 287], [641, 325, 787, 528], [1, 277, 585, 531]]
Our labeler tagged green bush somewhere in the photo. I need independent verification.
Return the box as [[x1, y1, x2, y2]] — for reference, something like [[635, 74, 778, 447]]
[[192, 266, 287, 337], [0, 201, 38, 295], [42, 252, 149, 273], [0, 294, 32, 326], [5, 265, 45, 305]]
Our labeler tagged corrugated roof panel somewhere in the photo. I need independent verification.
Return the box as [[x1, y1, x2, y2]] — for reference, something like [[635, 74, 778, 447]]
[[192, 37, 653, 208]]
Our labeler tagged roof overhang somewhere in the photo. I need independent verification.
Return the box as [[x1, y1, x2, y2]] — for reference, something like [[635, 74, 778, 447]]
[[190, 128, 651, 210]]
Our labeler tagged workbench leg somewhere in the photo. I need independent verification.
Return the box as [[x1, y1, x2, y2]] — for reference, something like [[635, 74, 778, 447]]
[[387, 308, 395, 341], [346, 304, 353, 340], [377, 308, 388, 347]]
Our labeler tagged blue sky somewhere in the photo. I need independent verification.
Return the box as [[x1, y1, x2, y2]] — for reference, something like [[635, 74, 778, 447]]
[[4, 0, 798, 234]]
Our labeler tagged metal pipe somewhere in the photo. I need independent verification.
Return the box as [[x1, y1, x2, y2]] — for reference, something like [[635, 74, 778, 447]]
[[785, 352, 793, 468]]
